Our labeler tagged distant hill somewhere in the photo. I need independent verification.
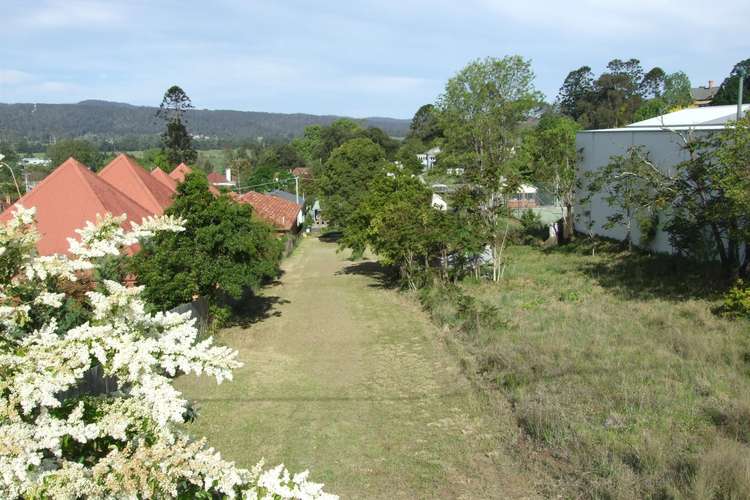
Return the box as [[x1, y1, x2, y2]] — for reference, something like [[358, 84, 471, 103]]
[[0, 100, 411, 142]]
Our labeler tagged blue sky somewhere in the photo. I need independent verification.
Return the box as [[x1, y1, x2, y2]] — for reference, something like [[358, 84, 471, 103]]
[[1, 0, 748, 119]]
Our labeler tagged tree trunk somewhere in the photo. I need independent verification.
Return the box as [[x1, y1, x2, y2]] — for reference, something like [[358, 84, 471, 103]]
[[563, 203, 574, 242]]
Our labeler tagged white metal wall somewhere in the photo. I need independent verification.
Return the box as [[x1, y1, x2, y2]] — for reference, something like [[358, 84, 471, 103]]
[[574, 129, 693, 254]]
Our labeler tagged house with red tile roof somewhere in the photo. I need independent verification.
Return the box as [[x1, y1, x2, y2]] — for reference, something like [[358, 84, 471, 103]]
[[169, 163, 220, 196], [291, 167, 312, 180], [169, 163, 193, 183], [237, 191, 302, 233], [151, 167, 177, 192], [0, 158, 154, 255], [99, 154, 175, 214], [207, 169, 237, 188]]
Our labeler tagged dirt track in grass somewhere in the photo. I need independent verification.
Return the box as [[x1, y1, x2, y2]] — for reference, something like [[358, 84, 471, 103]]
[[176, 237, 542, 499]]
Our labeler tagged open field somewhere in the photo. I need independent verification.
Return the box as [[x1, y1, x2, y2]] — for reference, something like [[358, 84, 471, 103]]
[[421, 241, 750, 498], [176, 237, 542, 499]]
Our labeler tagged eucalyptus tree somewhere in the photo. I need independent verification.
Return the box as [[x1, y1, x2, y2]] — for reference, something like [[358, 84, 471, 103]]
[[437, 55, 542, 281]]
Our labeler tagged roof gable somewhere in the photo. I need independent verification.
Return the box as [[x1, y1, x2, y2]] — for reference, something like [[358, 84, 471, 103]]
[[169, 163, 192, 182], [151, 167, 178, 191], [0, 158, 154, 255], [99, 154, 174, 214]]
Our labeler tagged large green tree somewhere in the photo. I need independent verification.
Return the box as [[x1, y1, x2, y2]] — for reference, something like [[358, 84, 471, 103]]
[[712, 58, 750, 105], [318, 137, 388, 231], [557, 59, 682, 129], [529, 113, 580, 240], [131, 171, 282, 310], [407, 104, 443, 145], [47, 139, 103, 170], [438, 55, 542, 281], [157, 85, 198, 167]]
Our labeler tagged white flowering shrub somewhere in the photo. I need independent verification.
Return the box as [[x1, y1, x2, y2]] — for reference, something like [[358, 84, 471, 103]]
[[0, 207, 336, 499]]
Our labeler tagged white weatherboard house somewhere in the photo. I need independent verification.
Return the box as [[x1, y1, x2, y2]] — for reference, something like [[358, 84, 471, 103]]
[[575, 104, 750, 254], [417, 147, 441, 170]]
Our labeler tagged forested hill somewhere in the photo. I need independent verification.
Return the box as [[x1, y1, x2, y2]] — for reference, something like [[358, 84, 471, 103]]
[[0, 100, 410, 142]]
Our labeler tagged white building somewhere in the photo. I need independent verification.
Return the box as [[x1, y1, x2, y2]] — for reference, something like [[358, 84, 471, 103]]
[[575, 104, 750, 254], [417, 147, 441, 170], [431, 193, 448, 211]]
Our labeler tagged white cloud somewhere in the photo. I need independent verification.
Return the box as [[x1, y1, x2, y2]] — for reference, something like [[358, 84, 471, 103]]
[[0, 69, 33, 85], [23, 0, 125, 28], [32, 81, 82, 94], [346, 75, 432, 94], [476, 0, 750, 39]]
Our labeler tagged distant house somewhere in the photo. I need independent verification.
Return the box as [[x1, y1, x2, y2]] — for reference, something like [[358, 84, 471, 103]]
[[417, 147, 440, 170], [0, 158, 153, 255], [20, 157, 51, 167], [291, 167, 312, 180], [691, 80, 720, 106], [237, 191, 302, 233], [508, 185, 538, 209], [99, 154, 174, 214], [269, 189, 305, 225], [169, 163, 193, 183], [167, 163, 220, 196], [207, 169, 237, 188]]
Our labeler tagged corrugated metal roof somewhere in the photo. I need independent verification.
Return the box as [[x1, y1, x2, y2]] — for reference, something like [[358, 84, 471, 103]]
[[584, 105, 750, 133]]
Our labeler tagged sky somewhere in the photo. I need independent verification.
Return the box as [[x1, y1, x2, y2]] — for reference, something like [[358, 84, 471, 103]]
[[1, 0, 748, 119]]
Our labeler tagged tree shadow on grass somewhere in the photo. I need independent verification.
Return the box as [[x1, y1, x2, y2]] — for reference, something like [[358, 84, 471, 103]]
[[337, 259, 400, 289], [318, 231, 342, 243], [548, 240, 729, 302], [226, 290, 290, 327]]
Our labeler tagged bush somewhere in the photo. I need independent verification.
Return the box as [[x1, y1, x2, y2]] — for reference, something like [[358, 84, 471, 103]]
[[717, 280, 750, 318], [516, 209, 547, 244]]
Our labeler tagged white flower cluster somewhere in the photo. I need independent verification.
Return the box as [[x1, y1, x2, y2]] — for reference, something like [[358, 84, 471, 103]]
[[0, 207, 336, 499]]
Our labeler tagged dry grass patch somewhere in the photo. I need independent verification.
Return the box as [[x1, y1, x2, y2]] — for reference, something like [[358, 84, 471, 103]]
[[422, 242, 750, 498]]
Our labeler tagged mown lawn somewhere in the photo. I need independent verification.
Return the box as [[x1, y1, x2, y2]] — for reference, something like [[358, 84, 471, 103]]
[[423, 241, 750, 498]]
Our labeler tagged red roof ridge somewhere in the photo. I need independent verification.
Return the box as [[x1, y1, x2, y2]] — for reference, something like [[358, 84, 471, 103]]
[[99, 154, 174, 214]]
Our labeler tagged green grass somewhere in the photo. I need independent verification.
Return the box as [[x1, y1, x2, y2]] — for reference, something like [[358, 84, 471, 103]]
[[175, 239, 541, 498], [423, 241, 750, 498]]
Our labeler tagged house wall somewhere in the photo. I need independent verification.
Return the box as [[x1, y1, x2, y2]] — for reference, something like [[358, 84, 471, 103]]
[[574, 129, 698, 254]]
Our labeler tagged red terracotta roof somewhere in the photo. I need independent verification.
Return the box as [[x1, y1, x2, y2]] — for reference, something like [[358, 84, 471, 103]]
[[99, 154, 174, 214], [238, 191, 301, 231], [151, 167, 177, 191], [169, 163, 192, 183], [207, 171, 230, 184], [292, 167, 312, 179], [0, 158, 154, 255], [169, 163, 220, 196]]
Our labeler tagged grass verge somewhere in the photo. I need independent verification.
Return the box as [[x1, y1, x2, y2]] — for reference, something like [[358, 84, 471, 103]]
[[419, 240, 750, 498]]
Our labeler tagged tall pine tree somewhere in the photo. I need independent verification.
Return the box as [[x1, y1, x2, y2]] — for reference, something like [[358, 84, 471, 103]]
[[157, 85, 198, 166]]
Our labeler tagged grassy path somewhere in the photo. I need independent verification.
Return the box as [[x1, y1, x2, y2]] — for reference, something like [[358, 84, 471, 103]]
[[177, 238, 540, 499]]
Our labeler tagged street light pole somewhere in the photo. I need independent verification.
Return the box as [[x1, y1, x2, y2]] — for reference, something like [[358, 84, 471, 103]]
[[738, 68, 747, 121]]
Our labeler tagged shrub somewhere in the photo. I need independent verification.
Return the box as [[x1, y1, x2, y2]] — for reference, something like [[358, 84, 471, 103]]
[[717, 280, 750, 318], [131, 171, 282, 311], [0, 207, 334, 498]]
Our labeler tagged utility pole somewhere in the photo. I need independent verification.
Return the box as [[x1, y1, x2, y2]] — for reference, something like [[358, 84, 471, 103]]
[[738, 67, 747, 121], [294, 176, 299, 204]]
